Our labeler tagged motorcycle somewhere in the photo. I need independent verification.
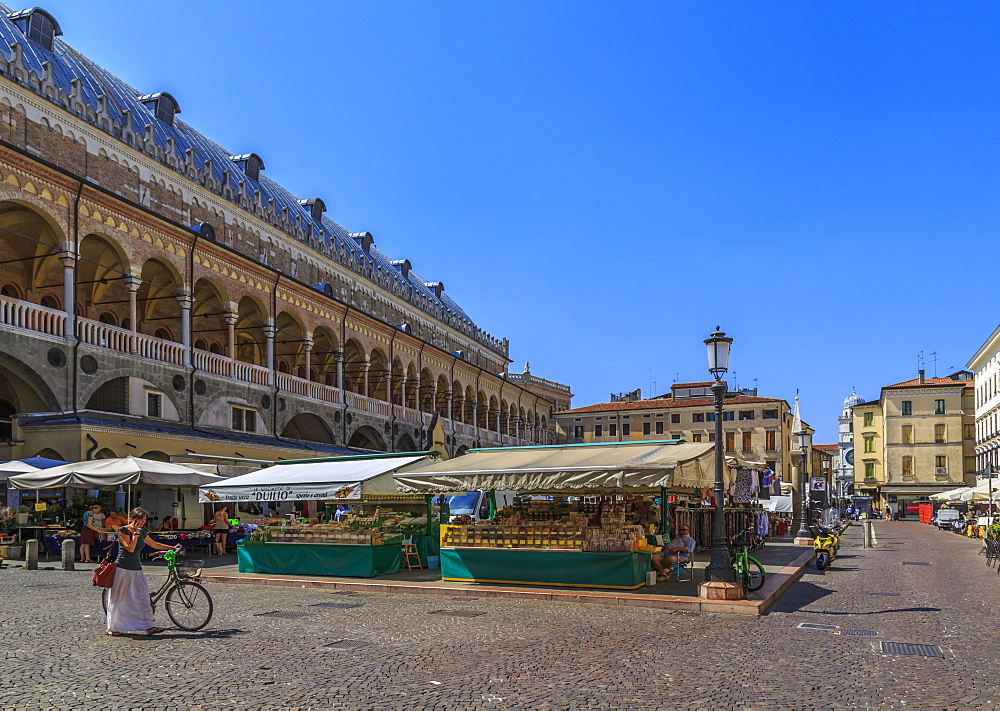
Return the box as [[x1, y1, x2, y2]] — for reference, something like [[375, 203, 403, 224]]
[[808, 523, 841, 570]]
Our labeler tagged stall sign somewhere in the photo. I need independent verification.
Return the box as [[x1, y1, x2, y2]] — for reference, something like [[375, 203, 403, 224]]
[[810, 477, 827, 491], [199, 482, 362, 503], [34, 502, 47, 512]]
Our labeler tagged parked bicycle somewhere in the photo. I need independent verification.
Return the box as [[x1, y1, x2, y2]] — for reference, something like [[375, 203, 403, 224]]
[[732, 527, 766, 592], [102, 549, 213, 631]]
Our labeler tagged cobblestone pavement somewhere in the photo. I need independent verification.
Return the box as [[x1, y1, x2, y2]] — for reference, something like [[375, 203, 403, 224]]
[[1, 521, 997, 710]]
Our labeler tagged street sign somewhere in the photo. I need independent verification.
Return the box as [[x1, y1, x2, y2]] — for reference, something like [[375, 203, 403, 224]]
[[810, 477, 827, 491]]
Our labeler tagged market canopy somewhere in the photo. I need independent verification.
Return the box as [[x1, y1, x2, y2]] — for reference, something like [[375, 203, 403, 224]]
[[959, 480, 1000, 502], [394, 441, 718, 494], [930, 486, 972, 501], [6, 456, 224, 490], [0, 456, 68, 480], [198, 453, 432, 503]]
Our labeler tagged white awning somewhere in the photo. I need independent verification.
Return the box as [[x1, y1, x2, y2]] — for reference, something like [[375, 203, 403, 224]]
[[394, 441, 717, 493], [6, 456, 223, 490], [761, 495, 793, 513], [198, 454, 429, 503]]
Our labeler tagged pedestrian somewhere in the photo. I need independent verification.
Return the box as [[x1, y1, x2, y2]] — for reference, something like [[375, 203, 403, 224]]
[[885, 504, 894, 521], [213, 505, 231, 556], [845, 505, 853, 520], [106, 507, 181, 636], [79, 504, 103, 563]]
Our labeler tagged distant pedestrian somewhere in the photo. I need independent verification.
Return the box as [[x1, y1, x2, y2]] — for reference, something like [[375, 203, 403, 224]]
[[845, 505, 853, 520]]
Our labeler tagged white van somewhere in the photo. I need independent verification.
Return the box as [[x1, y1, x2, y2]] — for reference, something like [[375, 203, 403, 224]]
[[446, 490, 516, 522]]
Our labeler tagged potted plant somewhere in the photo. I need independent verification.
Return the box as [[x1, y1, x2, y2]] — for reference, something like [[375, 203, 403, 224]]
[[15, 505, 30, 525]]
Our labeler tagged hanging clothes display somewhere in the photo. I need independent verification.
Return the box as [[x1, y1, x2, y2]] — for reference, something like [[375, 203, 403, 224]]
[[733, 468, 756, 504]]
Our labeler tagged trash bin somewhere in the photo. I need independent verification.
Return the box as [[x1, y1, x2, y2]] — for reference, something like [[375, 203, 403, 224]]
[[426, 555, 440, 569]]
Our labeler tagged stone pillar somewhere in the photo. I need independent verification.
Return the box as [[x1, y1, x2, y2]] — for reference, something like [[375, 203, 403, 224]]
[[59, 251, 75, 338], [264, 320, 276, 386], [61, 538, 74, 570], [456, 396, 465, 424], [385, 368, 393, 403], [410, 378, 419, 409], [429, 385, 438, 415], [472, 401, 479, 430], [399, 376, 407, 410], [446, 391, 453, 422], [225, 310, 237, 359], [514, 416, 520, 440], [362, 356, 370, 396], [178, 293, 192, 367], [25, 538, 38, 569], [125, 274, 141, 353], [335, 350, 344, 391], [303, 335, 313, 380]]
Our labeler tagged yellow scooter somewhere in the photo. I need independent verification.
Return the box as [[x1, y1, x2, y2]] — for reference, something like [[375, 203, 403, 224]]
[[808, 523, 841, 570]]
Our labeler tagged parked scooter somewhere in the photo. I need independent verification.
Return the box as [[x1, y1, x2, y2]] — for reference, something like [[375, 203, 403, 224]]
[[808, 523, 841, 570]]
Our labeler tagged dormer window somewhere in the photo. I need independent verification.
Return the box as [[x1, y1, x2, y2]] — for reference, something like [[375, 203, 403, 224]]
[[424, 282, 445, 298], [298, 198, 326, 221], [9, 8, 62, 52], [350, 232, 374, 252], [390, 259, 411, 277], [229, 153, 265, 182], [138, 92, 180, 127]]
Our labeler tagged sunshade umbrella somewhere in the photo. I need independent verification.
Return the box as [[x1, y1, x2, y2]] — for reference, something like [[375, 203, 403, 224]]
[[7, 456, 224, 490], [960, 481, 1000, 502], [930, 487, 971, 501]]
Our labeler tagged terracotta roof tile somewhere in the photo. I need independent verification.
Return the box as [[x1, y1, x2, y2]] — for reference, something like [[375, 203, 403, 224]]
[[671, 381, 718, 389], [812, 444, 840, 452], [885, 376, 974, 389], [556, 394, 789, 415]]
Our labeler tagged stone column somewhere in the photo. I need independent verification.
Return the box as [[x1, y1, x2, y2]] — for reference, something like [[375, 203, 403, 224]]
[[303, 334, 313, 380], [514, 416, 520, 440], [472, 401, 479, 430], [385, 367, 393, 403], [362, 356, 371, 396], [59, 251, 75, 338], [178, 292, 192, 367], [335, 349, 344, 391], [125, 274, 141, 354], [429, 385, 438, 415], [264, 320, 276, 386], [225, 310, 237, 359], [446, 391, 453, 422], [399, 376, 407, 410]]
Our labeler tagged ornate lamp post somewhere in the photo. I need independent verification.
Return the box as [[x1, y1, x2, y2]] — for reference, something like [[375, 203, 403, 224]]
[[795, 422, 813, 539], [703, 327, 736, 583]]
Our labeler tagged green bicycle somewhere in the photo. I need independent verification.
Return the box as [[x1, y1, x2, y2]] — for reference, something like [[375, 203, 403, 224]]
[[732, 527, 766, 593], [102, 549, 213, 631]]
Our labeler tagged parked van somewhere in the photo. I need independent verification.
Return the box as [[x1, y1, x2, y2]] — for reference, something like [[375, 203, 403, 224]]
[[446, 490, 516, 522]]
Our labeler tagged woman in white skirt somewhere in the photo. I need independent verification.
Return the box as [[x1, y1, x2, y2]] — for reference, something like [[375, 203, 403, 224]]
[[106, 507, 181, 636]]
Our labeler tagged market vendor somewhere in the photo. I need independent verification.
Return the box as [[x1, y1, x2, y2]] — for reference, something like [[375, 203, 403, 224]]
[[651, 525, 696, 576], [104, 509, 127, 531]]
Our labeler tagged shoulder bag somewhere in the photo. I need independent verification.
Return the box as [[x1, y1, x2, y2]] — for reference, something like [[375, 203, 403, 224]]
[[91, 535, 124, 588]]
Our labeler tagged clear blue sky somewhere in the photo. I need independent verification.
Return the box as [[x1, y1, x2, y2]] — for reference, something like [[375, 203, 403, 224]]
[[40, 1, 1000, 441]]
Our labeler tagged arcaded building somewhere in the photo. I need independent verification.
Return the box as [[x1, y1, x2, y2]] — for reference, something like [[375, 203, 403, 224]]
[[0, 7, 571, 463]]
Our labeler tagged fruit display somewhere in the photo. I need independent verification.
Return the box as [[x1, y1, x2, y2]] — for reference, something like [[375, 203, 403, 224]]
[[245, 525, 395, 546], [442, 522, 645, 552]]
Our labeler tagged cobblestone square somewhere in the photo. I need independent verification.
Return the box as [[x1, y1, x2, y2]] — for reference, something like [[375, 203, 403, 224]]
[[0, 521, 997, 709]]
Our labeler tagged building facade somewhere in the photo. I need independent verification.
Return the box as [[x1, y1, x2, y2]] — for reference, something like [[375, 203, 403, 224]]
[[554, 382, 795, 484], [0, 7, 570, 464], [852, 371, 975, 515], [834, 390, 862, 503], [966, 325, 1000, 474]]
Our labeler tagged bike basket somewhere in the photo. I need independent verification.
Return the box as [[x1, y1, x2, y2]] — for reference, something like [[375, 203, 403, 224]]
[[175, 559, 204, 578]]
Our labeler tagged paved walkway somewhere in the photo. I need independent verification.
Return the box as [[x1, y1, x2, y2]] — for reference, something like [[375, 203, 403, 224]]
[[1, 520, 997, 708]]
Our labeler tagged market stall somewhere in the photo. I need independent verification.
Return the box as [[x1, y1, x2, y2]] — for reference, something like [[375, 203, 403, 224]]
[[395, 440, 719, 589], [198, 453, 436, 578]]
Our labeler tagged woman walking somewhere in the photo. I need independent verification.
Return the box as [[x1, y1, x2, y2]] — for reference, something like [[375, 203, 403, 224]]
[[213, 505, 230, 556], [106, 507, 180, 636], [79, 504, 103, 563]]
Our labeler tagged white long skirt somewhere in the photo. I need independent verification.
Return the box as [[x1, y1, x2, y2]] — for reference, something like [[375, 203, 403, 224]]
[[106, 567, 155, 632]]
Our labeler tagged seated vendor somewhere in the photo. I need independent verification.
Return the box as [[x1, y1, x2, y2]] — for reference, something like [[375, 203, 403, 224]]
[[104, 509, 127, 531], [651, 525, 696, 576]]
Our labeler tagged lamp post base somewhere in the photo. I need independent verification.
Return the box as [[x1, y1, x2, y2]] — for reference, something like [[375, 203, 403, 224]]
[[698, 581, 744, 601], [703, 563, 737, 583], [793, 536, 814, 547]]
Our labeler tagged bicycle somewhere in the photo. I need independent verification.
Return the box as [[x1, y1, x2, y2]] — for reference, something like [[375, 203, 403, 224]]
[[101, 549, 213, 631], [732, 527, 766, 592]]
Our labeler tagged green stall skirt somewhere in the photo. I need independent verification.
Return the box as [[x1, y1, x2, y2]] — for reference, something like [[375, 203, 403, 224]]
[[238, 542, 401, 578], [441, 548, 653, 589]]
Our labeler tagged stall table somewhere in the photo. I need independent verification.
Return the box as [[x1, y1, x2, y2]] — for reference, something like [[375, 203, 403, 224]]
[[238, 541, 401, 577], [440, 547, 653, 589]]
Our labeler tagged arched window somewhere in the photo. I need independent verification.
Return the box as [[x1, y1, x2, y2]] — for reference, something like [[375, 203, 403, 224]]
[[0, 283, 22, 299], [98, 312, 118, 326], [209, 342, 222, 355], [154, 328, 172, 341], [194, 339, 208, 351], [40, 294, 60, 309]]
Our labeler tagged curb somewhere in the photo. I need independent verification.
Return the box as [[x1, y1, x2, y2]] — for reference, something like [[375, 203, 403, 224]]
[[200, 549, 815, 616]]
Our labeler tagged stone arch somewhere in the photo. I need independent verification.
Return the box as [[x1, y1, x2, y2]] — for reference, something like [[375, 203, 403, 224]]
[[311, 326, 339, 385], [140, 450, 169, 462], [348, 425, 386, 452], [455, 444, 469, 457], [367, 347, 388, 401], [191, 277, 228, 356], [77, 233, 129, 327], [94, 448, 117, 459], [137, 257, 183, 343], [235, 295, 267, 366], [86, 376, 129, 414], [342, 338, 366, 394], [0, 200, 65, 310], [435, 375, 449, 417], [395, 432, 417, 452], [281, 412, 335, 444], [34, 447, 63, 460], [0, 351, 60, 440], [390, 357, 406, 405], [274, 311, 306, 378], [405, 362, 419, 409]]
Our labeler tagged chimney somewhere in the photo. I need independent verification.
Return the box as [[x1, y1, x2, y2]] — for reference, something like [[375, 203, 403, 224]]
[[918, 369, 925, 384]]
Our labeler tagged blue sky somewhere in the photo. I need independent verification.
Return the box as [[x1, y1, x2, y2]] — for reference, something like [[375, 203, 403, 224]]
[[39, 1, 1000, 441]]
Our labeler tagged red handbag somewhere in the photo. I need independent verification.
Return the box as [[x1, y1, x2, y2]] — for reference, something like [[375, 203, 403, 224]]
[[91, 540, 121, 588]]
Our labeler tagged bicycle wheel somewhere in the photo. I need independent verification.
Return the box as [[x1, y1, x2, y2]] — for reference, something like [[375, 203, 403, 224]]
[[164, 581, 213, 631], [744, 556, 766, 591]]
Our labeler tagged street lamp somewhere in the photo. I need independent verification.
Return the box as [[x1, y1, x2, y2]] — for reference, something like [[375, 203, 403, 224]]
[[795, 426, 813, 538], [703, 327, 736, 583]]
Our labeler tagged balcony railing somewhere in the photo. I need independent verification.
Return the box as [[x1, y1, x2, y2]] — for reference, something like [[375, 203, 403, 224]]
[[0, 295, 65, 337]]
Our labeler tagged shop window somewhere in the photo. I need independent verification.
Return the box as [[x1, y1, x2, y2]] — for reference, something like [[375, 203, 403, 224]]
[[765, 430, 776, 450], [725, 432, 735, 451], [762, 409, 778, 420], [901, 425, 913, 444], [738, 410, 755, 421], [864, 435, 874, 453], [643, 422, 651, 436], [864, 411, 875, 426], [609, 424, 617, 437], [901, 401, 912, 416], [935, 399, 946, 415], [146, 392, 162, 418], [692, 434, 702, 443], [670, 414, 680, 424], [742, 432, 752, 451], [621, 424, 630, 436], [692, 413, 705, 423], [708, 432, 715, 442], [232, 406, 257, 432], [934, 424, 946, 444], [655, 421, 664, 435], [670, 432, 683, 440]]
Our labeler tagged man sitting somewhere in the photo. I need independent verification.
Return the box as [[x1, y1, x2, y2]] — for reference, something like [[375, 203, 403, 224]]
[[652, 525, 696, 577]]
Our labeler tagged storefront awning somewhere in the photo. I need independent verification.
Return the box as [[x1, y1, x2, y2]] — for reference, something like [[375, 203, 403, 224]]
[[198, 453, 430, 502], [394, 441, 717, 493], [879, 484, 959, 495]]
